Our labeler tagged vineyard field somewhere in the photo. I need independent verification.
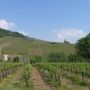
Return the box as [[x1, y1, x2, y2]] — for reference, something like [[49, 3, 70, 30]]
[[34, 63, 90, 90]]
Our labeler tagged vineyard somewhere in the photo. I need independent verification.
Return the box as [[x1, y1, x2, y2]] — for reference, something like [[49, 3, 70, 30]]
[[0, 61, 90, 90], [0, 62, 22, 80], [0, 62, 34, 90], [0, 29, 89, 90], [34, 63, 90, 90]]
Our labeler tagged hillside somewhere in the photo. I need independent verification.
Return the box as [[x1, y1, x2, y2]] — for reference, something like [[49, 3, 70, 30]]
[[0, 28, 26, 38], [0, 28, 75, 56], [0, 37, 75, 55]]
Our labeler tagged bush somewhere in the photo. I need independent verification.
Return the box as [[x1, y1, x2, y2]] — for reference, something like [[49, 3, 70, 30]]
[[48, 52, 67, 62], [30, 55, 42, 64]]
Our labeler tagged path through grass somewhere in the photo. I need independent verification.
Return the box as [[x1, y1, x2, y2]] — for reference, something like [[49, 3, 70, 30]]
[[0, 67, 34, 90]]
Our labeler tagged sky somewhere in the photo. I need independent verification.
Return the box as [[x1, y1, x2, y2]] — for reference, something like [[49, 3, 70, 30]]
[[0, 0, 90, 43]]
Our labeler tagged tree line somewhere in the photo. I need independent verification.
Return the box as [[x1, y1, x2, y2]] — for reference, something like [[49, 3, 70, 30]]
[[30, 33, 90, 63], [48, 33, 90, 62]]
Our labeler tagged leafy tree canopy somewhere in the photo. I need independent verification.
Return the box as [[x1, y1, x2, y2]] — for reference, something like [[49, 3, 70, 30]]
[[76, 33, 90, 59]]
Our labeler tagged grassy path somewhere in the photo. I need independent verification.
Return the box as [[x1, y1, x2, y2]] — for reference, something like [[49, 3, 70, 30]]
[[60, 76, 90, 90], [0, 68, 23, 90], [0, 67, 35, 90], [31, 67, 52, 90]]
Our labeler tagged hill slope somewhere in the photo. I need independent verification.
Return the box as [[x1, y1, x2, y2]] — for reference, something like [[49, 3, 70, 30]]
[[0, 28, 75, 56], [0, 37, 75, 55], [0, 28, 26, 38]]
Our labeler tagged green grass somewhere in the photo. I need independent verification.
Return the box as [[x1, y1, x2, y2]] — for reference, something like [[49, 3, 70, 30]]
[[54, 85, 71, 90], [0, 36, 75, 56], [0, 67, 35, 90]]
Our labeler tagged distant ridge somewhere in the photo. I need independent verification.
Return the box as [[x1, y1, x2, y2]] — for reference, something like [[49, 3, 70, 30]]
[[0, 28, 26, 38]]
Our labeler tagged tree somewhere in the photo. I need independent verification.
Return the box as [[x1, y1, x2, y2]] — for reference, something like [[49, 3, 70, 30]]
[[76, 33, 90, 60]]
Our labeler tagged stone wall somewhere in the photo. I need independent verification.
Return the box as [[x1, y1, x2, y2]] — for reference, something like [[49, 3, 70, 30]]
[[0, 54, 28, 63]]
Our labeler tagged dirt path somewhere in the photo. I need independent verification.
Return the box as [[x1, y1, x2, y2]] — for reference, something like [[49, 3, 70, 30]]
[[31, 67, 52, 90]]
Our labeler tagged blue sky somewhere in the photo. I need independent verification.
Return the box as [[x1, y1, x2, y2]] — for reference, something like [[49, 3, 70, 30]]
[[0, 0, 90, 43]]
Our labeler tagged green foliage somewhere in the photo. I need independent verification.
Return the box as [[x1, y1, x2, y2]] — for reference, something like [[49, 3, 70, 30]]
[[35, 63, 61, 86], [48, 52, 67, 62], [68, 54, 84, 62], [0, 28, 26, 38], [0, 62, 22, 79], [76, 33, 90, 60], [30, 55, 42, 64], [35, 63, 90, 88], [48, 52, 85, 62], [23, 64, 32, 87]]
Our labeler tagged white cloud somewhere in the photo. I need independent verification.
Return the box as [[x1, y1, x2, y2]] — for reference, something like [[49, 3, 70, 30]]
[[0, 19, 29, 36], [54, 28, 88, 43], [18, 31, 29, 36], [0, 19, 15, 30]]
